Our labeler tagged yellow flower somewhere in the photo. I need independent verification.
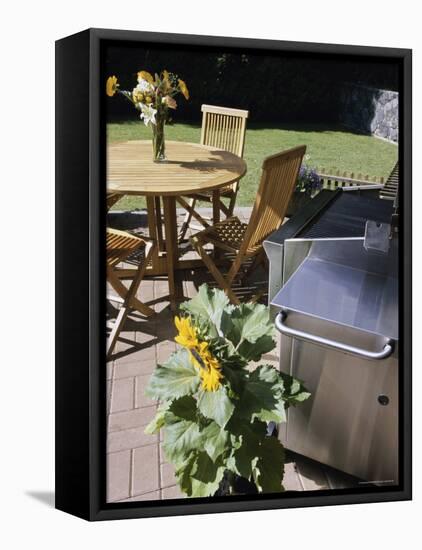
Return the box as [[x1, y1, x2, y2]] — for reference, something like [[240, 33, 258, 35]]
[[194, 346, 223, 392], [174, 316, 199, 349], [132, 89, 144, 104], [137, 70, 154, 84], [178, 79, 189, 100], [174, 315, 223, 392], [201, 355, 222, 392], [161, 70, 171, 93], [188, 341, 222, 392], [106, 75, 119, 97], [188, 341, 210, 368]]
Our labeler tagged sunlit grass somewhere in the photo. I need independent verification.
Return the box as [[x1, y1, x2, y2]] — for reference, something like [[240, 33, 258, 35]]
[[107, 121, 398, 210]]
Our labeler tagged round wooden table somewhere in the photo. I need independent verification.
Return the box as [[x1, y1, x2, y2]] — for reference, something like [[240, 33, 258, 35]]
[[107, 140, 247, 308]]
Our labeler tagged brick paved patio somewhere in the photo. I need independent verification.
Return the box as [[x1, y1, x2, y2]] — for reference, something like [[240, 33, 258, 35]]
[[106, 207, 361, 502]]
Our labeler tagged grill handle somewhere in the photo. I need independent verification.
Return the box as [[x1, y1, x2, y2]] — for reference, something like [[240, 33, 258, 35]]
[[275, 311, 394, 360]]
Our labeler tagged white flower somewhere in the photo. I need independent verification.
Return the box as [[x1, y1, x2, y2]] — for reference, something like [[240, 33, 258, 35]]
[[139, 103, 157, 126], [135, 79, 153, 93]]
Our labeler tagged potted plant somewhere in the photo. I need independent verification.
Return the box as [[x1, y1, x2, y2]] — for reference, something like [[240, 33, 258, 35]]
[[287, 162, 322, 217], [106, 70, 189, 162], [145, 285, 310, 497]]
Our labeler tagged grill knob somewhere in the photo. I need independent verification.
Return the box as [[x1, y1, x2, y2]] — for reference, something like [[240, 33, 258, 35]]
[[378, 395, 390, 406]]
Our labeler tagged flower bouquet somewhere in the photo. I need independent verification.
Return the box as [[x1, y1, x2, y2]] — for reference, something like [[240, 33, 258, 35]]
[[145, 285, 310, 497], [106, 70, 189, 162]]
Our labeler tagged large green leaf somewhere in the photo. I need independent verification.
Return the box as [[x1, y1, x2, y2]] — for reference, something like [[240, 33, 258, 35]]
[[232, 436, 258, 479], [279, 371, 311, 407], [145, 348, 200, 400], [180, 284, 229, 335], [252, 436, 285, 493], [144, 401, 170, 434], [202, 422, 229, 462], [227, 414, 285, 494], [162, 416, 203, 465], [222, 364, 248, 396], [175, 452, 197, 496], [225, 415, 266, 479], [198, 386, 235, 428], [221, 303, 275, 363], [238, 365, 286, 424], [237, 335, 275, 362], [168, 395, 197, 422], [190, 452, 226, 498]]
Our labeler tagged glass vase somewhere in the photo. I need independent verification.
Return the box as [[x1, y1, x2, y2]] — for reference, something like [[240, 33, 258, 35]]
[[152, 116, 166, 162]]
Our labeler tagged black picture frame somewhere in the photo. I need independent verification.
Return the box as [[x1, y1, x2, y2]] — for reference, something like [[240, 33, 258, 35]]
[[55, 28, 412, 521]]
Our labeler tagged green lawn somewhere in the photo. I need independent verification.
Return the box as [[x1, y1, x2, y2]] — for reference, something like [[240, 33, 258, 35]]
[[107, 121, 398, 210]]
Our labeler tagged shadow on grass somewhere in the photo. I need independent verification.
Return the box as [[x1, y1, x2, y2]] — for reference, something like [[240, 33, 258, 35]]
[[245, 121, 374, 136], [107, 209, 148, 229], [108, 117, 373, 137]]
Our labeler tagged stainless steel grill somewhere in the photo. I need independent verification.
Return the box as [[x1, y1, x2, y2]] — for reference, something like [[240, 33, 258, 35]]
[[265, 188, 399, 485], [263, 188, 394, 306]]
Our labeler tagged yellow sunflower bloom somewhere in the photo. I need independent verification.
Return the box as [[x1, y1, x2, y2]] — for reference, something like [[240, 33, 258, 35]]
[[106, 75, 119, 97], [188, 341, 210, 368], [200, 350, 223, 392], [178, 79, 189, 100], [174, 316, 200, 349], [174, 315, 223, 392], [137, 70, 154, 84], [188, 342, 222, 392]]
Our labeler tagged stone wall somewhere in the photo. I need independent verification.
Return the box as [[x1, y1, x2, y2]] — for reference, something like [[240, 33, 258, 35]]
[[339, 83, 398, 143]]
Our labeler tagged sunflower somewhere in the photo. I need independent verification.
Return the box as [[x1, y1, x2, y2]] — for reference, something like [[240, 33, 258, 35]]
[[198, 349, 223, 392], [174, 316, 200, 349], [137, 70, 154, 84], [106, 76, 119, 97], [189, 341, 222, 392], [174, 316, 222, 391], [178, 79, 189, 100]]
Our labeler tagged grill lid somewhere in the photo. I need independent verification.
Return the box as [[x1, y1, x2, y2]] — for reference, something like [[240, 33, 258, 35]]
[[271, 237, 398, 340]]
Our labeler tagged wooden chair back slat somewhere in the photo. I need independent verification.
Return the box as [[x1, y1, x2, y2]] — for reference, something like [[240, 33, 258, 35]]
[[200, 104, 248, 158], [190, 145, 306, 304], [242, 145, 306, 253], [178, 105, 249, 241]]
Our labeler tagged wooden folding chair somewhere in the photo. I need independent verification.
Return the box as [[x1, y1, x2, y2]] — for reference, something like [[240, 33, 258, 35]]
[[106, 228, 155, 358], [178, 104, 248, 240], [190, 146, 306, 304]]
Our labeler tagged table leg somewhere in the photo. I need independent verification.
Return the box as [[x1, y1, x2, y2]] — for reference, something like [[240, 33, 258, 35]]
[[212, 189, 221, 260], [163, 196, 183, 310], [146, 196, 161, 270], [154, 196, 165, 252], [212, 189, 221, 225]]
